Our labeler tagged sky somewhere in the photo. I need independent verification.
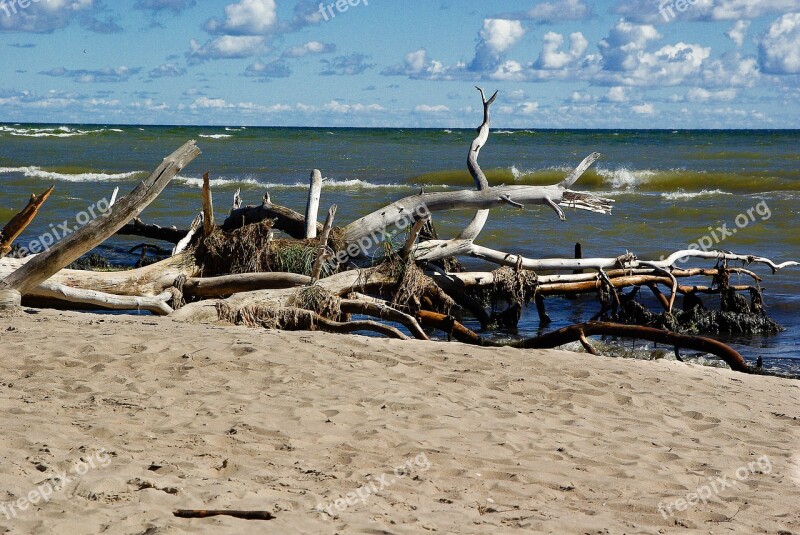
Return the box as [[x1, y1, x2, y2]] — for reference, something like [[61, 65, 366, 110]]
[[0, 0, 799, 128]]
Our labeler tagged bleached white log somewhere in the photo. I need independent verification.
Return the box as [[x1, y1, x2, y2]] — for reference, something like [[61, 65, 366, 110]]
[[305, 169, 323, 239]]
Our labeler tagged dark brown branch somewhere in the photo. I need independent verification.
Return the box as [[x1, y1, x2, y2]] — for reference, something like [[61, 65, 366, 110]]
[[222, 193, 322, 238], [0, 185, 54, 257], [518, 322, 749, 373], [174, 510, 275, 521], [116, 218, 188, 244]]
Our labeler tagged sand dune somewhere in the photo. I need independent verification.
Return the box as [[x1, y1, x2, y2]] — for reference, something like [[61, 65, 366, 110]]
[[0, 309, 798, 534]]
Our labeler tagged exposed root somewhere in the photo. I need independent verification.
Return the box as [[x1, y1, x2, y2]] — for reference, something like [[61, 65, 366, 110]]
[[287, 284, 342, 320]]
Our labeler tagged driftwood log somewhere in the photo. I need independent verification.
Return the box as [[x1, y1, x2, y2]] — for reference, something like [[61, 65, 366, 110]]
[[2, 89, 797, 376]]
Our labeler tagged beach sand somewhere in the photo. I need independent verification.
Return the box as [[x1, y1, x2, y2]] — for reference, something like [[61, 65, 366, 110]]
[[0, 308, 798, 534]]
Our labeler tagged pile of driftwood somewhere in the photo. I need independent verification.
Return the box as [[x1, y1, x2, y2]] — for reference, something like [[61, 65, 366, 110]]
[[1, 88, 797, 375]]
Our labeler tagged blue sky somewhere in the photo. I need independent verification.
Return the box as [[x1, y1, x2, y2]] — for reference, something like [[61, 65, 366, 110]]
[[0, 0, 799, 128]]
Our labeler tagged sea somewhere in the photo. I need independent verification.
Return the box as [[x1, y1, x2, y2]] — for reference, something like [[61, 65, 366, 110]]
[[1, 125, 798, 375]]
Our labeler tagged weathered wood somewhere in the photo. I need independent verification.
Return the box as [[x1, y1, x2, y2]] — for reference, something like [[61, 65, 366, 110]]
[[0, 186, 54, 257], [518, 321, 749, 373], [0, 252, 199, 298], [305, 169, 323, 239], [1, 141, 201, 296], [29, 283, 173, 315], [183, 273, 311, 298], [340, 299, 429, 341], [116, 218, 188, 244], [222, 193, 322, 238], [457, 87, 496, 242], [173, 213, 202, 256], [202, 171, 215, 237], [311, 205, 337, 283]]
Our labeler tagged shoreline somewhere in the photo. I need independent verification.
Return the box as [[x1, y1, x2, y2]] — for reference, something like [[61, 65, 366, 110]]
[[1, 309, 798, 534]]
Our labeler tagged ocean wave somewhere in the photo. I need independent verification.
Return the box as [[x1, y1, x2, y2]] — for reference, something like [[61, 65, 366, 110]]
[[596, 167, 658, 189], [175, 176, 409, 190], [199, 134, 233, 139], [0, 166, 142, 182], [661, 189, 732, 200], [0, 125, 122, 138]]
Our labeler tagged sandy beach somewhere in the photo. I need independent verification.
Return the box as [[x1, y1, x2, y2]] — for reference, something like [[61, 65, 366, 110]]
[[0, 309, 796, 534]]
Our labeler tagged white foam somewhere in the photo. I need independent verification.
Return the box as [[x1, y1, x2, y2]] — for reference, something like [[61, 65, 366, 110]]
[[0, 166, 142, 182], [175, 175, 409, 190], [597, 167, 657, 189], [199, 134, 233, 139], [661, 189, 732, 200], [0, 125, 120, 138]]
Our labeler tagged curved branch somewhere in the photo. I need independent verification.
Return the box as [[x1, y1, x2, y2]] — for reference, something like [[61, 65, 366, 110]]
[[459, 87, 498, 241]]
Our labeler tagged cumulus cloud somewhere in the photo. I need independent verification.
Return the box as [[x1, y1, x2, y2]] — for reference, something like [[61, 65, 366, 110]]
[[498, 0, 591, 23], [616, 0, 799, 23], [244, 59, 291, 78], [204, 0, 277, 35], [470, 19, 526, 71], [415, 104, 450, 113], [726, 20, 750, 46], [283, 41, 335, 58], [534, 32, 589, 69], [147, 63, 187, 79], [0, 0, 95, 33], [39, 66, 141, 83], [134, 0, 196, 14], [320, 53, 375, 76], [381, 49, 459, 80], [188, 35, 268, 62], [632, 102, 655, 115], [759, 12, 800, 74]]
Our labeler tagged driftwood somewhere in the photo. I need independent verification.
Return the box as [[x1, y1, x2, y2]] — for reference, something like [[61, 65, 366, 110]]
[[223, 192, 323, 238], [2, 89, 796, 376], [0, 186, 54, 258], [116, 217, 188, 244], [518, 322, 749, 373], [174, 510, 275, 521], [305, 169, 322, 239], [1, 141, 200, 297]]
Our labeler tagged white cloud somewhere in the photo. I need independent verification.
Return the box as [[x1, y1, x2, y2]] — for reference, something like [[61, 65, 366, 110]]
[[205, 0, 277, 35], [518, 101, 540, 115], [470, 19, 526, 71], [189, 35, 267, 61], [283, 41, 335, 58], [726, 20, 750, 47], [534, 32, 588, 69], [605, 86, 628, 102], [617, 0, 798, 23], [685, 87, 738, 101], [0, 0, 94, 33], [759, 13, 800, 74], [511, 0, 591, 22], [632, 103, 655, 115], [415, 104, 450, 113], [325, 100, 384, 113]]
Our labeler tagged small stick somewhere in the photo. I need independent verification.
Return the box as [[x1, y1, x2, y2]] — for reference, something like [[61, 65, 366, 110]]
[[174, 510, 275, 521], [202, 171, 215, 237], [401, 216, 429, 260], [310, 205, 337, 283]]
